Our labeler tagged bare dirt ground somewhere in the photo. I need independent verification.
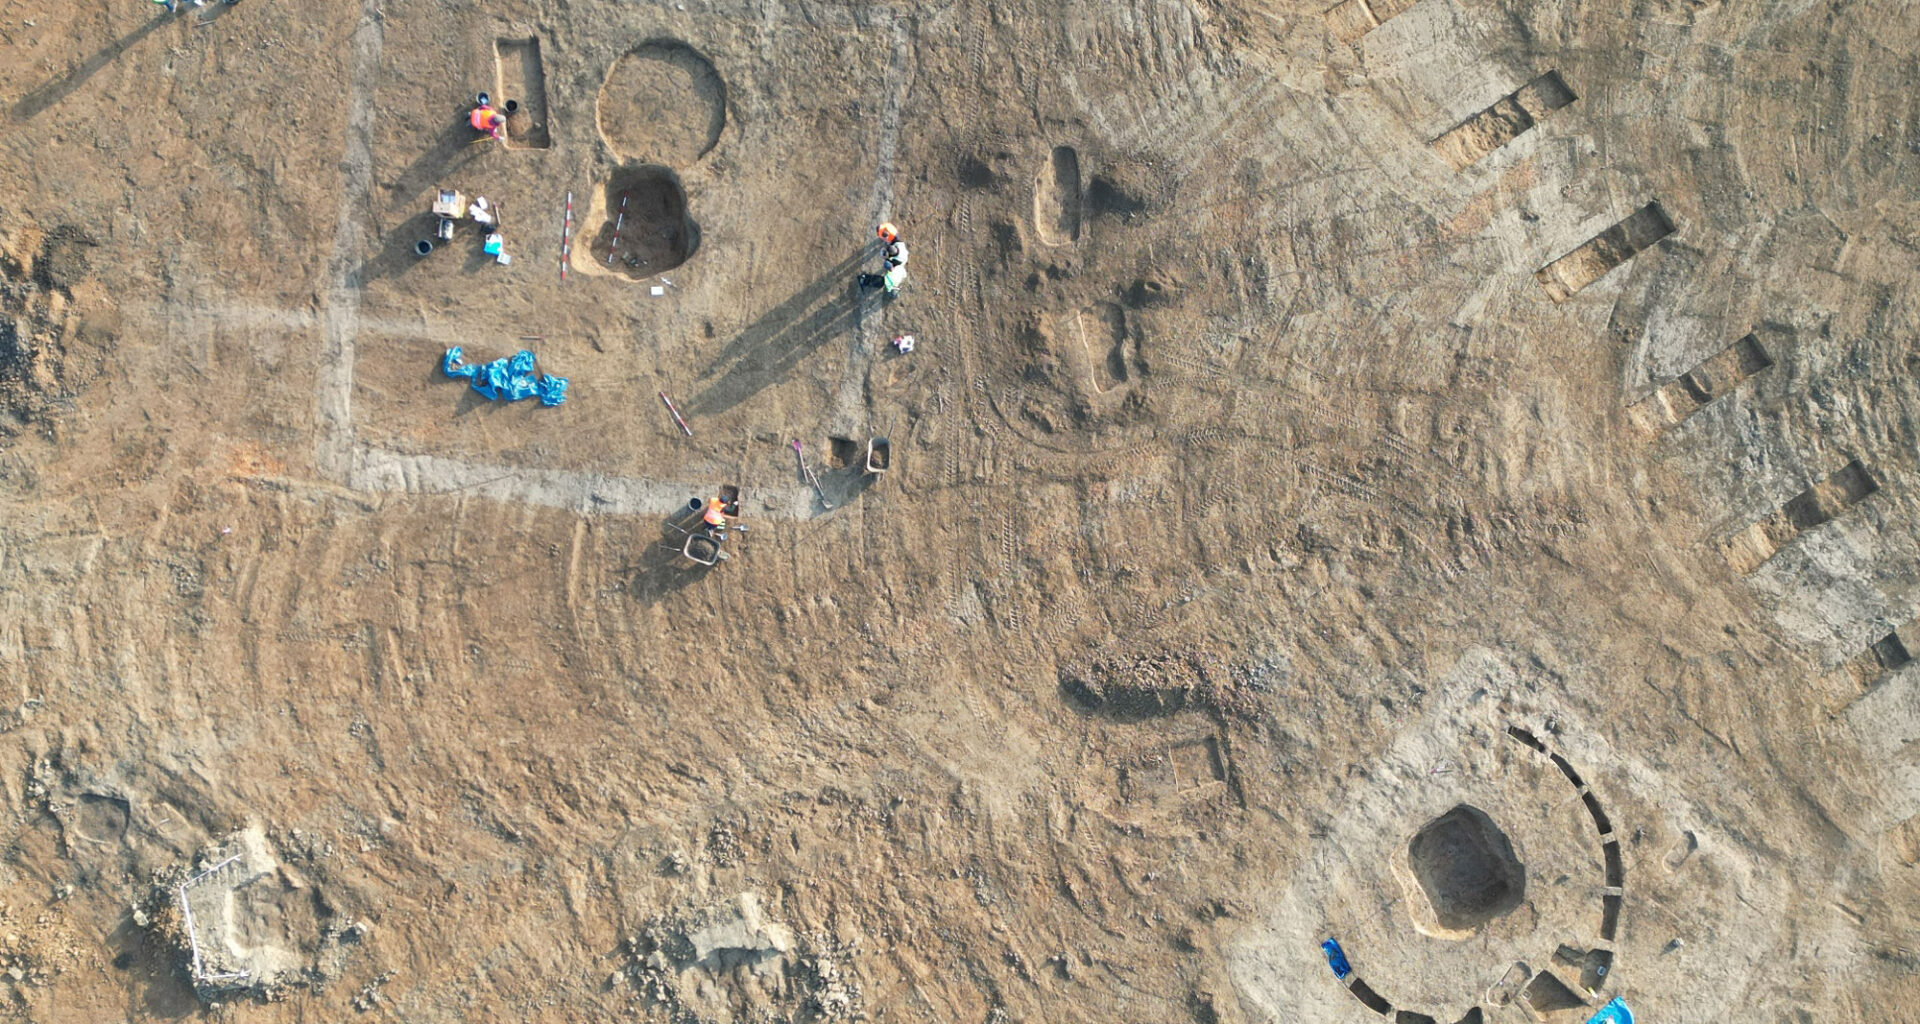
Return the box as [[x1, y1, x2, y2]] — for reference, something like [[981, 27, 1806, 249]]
[[3, 0, 1920, 1022]]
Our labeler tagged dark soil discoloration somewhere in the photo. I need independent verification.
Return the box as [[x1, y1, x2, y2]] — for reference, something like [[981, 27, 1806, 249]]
[[1061, 646, 1265, 720], [0, 225, 112, 428], [591, 165, 700, 279]]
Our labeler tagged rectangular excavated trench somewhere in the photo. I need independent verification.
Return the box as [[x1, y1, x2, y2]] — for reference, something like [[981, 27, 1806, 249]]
[[1432, 71, 1576, 169], [1723, 460, 1879, 574], [1349, 977, 1393, 1015], [1584, 792, 1613, 836], [1505, 726, 1548, 753], [494, 38, 552, 149], [1631, 332, 1774, 434], [1522, 971, 1588, 1014], [1550, 753, 1585, 787], [1536, 202, 1674, 301]]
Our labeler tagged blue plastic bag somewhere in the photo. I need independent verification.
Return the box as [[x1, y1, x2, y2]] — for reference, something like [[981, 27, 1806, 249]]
[[1321, 938, 1351, 980], [443, 347, 476, 379]]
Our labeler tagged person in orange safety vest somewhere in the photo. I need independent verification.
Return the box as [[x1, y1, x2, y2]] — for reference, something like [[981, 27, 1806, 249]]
[[469, 104, 507, 141]]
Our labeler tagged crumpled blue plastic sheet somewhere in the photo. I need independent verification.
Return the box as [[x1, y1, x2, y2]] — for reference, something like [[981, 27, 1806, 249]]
[[442, 347, 566, 406], [1321, 938, 1351, 980], [443, 346, 477, 379]]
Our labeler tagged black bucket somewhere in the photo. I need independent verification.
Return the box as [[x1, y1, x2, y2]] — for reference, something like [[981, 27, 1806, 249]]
[[414, 239, 434, 256], [503, 99, 520, 115]]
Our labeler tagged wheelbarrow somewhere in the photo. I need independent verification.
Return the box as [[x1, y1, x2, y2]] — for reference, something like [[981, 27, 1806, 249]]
[[681, 528, 726, 566], [664, 487, 745, 566]]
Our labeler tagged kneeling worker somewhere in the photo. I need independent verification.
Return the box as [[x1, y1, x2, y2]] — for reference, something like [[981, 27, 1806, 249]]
[[702, 496, 738, 530], [469, 102, 507, 141]]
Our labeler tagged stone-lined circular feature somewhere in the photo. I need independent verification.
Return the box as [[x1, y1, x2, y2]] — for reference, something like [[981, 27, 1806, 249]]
[[1323, 717, 1628, 1023]]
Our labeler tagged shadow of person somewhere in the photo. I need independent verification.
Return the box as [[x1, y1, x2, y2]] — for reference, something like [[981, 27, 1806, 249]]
[[822, 461, 878, 509], [462, 234, 500, 274], [626, 509, 735, 605], [703, 243, 875, 366], [688, 244, 881, 417], [10, 13, 171, 121], [188, 0, 240, 28], [351, 211, 443, 287], [382, 110, 491, 212]]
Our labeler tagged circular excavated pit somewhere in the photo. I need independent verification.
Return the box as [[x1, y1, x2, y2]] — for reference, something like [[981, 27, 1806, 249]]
[[591, 165, 699, 279], [1406, 804, 1526, 934], [597, 40, 727, 165], [71, 793, 130, 843]]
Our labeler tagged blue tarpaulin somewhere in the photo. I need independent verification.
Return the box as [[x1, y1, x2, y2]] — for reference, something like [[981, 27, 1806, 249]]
[[1321, 938, 1351, 980], [1584, 998, 1633, 1024], [443, 347, 476, 378], [443, 346, 567, 407]]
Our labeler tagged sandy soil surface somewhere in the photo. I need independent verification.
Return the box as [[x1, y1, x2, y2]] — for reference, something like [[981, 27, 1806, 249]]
[[3, 0, 1920, 1021]]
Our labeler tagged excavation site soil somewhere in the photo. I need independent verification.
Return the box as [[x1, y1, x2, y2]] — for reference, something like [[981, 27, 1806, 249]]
[[3, 0, 1919, 1022]]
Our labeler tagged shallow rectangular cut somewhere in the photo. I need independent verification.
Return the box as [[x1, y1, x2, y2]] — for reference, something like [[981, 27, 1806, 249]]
[[1325, 0, 1422, 43], [1324, 0, 1379, 43], [1722, 460, 1879, 574], [1432, 71, 1577, 169], [494, 38, 552, 149], [1629, 332, 1773, 434], [1537, 202, 1675, 301]]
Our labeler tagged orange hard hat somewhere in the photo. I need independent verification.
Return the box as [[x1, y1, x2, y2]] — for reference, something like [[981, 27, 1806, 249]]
[[877, 222, 898, 241]]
